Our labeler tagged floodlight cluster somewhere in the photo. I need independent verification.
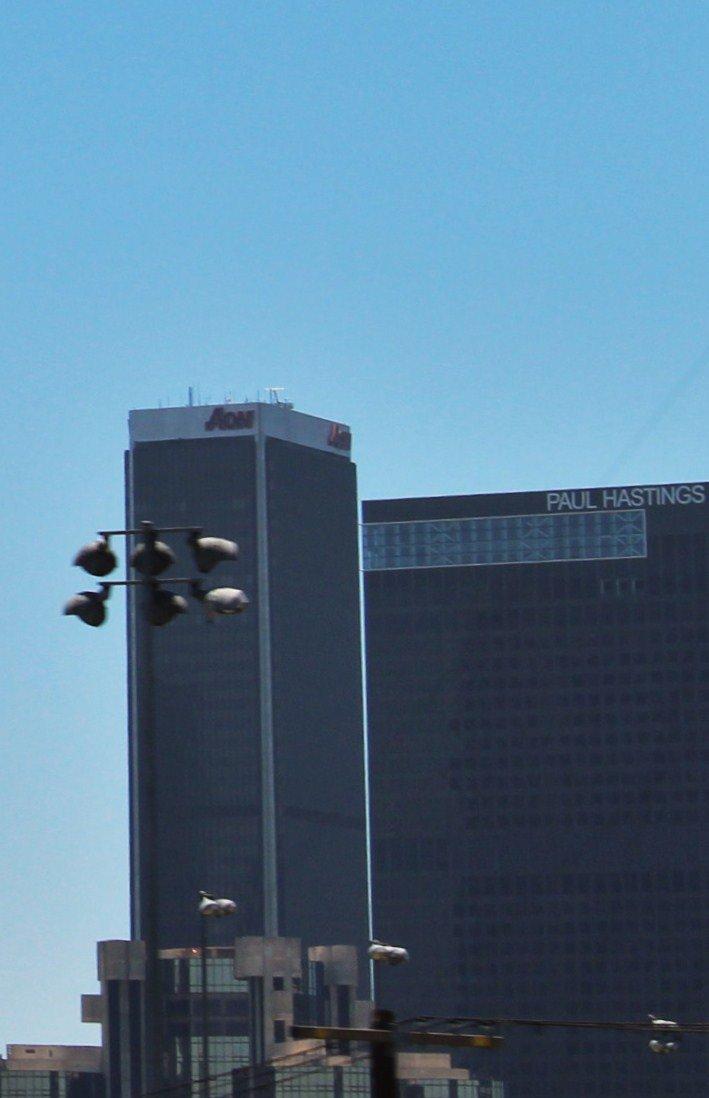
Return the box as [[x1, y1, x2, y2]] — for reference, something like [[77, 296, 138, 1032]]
[[64, 525, 249, 626]]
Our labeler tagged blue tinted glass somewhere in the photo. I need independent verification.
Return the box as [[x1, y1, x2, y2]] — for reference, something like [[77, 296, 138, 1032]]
[[362, 510, 647, 570]]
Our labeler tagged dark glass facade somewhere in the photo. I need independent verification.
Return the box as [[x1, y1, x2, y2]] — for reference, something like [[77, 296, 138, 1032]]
[[266, 437, 368, 950], [363, 485, 709, 1098], [128, 435, 263, 949], [126, 408, 368, 964], [160, 951, 250, 1098]]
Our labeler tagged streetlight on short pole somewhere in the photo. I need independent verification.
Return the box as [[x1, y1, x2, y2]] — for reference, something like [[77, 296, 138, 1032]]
[[64, 521, 248, 1093], [367, 939, 410, 1098], [198, 891, 237, 1098]]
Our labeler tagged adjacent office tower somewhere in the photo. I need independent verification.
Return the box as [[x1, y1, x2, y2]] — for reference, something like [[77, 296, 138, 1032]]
[[126, 400, 368, 957], [363, 483, 708, 1098]]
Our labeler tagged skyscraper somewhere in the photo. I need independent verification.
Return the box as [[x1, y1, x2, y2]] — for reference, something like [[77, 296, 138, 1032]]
[[363, 483, 709, 1098], [125, 400, 368, 961]]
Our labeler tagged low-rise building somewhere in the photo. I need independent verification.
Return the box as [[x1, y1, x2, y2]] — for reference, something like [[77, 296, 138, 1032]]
[[0, 1045, 104, 1098], [4, 936, 504, 1098], [84, 936, 504, 1097]]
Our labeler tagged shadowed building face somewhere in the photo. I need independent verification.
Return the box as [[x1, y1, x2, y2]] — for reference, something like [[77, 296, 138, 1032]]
[[126, 401, 368, 966], [363, 482, 709, 1098]]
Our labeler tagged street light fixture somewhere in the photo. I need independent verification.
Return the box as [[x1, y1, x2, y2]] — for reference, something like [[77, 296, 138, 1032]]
[[648, 1015, 681, 1054], [130, 529, 176, 577], [72, 537, 118, 577], [63, 586, 111, 627], [145, 587, 189, 626], [65, 522, 249, 627], [198, 891, 238, 917], [198, 891, 237, 1098], [191, 582, 249, 619], [368, 939, 410, 966], [188, 532, 239, 573]]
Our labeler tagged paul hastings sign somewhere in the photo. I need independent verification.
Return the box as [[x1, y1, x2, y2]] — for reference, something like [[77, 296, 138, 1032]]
[[546, 484, 706, 512]]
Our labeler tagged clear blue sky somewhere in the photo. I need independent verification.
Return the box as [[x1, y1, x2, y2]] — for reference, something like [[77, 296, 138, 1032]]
[[2, 1, 707, 1047]]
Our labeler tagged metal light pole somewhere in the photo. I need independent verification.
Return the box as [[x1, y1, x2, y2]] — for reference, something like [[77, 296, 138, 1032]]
[[198, 892, 237, 1098], [64, 522, 247, 1093]]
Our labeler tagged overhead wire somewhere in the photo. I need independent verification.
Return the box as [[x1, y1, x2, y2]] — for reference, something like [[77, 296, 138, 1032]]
[[603, 341, 709, 480], [142, 1046, 329, 1097], [138, 1011, 709, 1097], [140, 1039, 375, 1098], [228, 1050, 373, 1097], [401, 1015, 709, 1035]]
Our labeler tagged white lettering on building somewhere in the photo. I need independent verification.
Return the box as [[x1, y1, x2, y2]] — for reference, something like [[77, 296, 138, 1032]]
[[546, 484, 705, 512]]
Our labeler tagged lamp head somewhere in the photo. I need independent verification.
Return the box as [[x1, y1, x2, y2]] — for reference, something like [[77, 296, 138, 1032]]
[[73, 538, 117, 577], [131, 538, 175, 577], [63, 586, 110, 627], [146, 588, 188, 626], [188, 532, 239, 574], [199, 893, 237, 917], [191, 583, 249, 618], [368, 939, 409, 965]]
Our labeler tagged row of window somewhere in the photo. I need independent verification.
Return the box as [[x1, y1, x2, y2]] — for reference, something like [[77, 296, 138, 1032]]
[[457, 869, 707, 894], [453, 900, 705, 922], [164, 958, 248, 994], [448, 750, 709, 769], [432, 691, 709, 709], [457, 809, 704, 827], [446, 721, 708, 739], [0, 1076, 102, 1098], [363, 511, 647, 570]]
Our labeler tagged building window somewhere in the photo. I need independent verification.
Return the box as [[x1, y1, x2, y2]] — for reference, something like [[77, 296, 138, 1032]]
[[272, 976, 284, 991], [273, 1020, 286, 1043], [362, 509, 647, 571]]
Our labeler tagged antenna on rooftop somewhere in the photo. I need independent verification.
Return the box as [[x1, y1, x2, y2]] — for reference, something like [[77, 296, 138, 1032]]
[[188, 387, 194, 407], [267, 387, 285, 405]]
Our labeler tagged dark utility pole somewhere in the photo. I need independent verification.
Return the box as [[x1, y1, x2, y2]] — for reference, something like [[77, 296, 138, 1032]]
[[370, 1010, 398, 1098]]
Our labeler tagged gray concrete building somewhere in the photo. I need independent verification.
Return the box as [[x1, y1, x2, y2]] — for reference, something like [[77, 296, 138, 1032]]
[[80, 942, 145, 1098]]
